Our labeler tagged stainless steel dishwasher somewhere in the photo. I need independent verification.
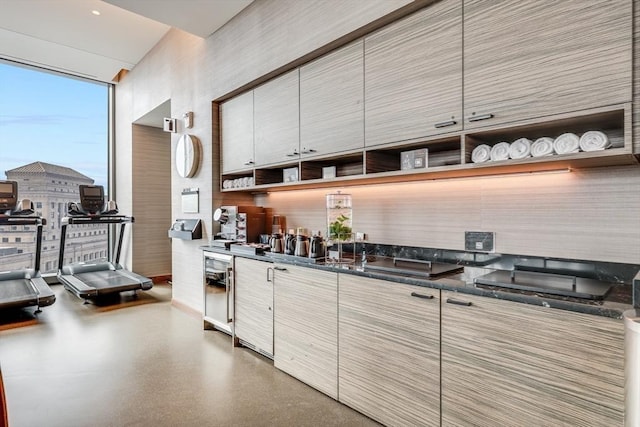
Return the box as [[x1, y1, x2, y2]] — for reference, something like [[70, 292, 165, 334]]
[[625, 307, 640, 427]]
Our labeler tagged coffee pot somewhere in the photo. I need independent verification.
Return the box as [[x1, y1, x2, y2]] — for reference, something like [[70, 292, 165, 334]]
[[294, 234, 309, 257], [284, 233, 296, 255], [309, 235, 325, 259], [269, 233, 284, 253]]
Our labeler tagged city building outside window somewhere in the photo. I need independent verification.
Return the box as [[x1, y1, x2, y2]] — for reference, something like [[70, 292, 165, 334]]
[[0, 60, 110, 274]]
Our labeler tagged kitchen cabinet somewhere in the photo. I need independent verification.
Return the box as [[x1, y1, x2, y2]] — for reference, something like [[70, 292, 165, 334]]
[[233, 257, 273, 357], [220, 91, 254, 174], [339, 275, 440, 426], [273, 263, 338, 399], [463, 0, 632, 130], [254, 70, 300, 167], [364, 0, 462, 147], [300, 40, 364, 158], [441, 290, 624, 426]]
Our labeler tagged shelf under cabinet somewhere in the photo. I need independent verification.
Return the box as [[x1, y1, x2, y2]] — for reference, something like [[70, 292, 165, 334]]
[[220, 104, 637, 192]]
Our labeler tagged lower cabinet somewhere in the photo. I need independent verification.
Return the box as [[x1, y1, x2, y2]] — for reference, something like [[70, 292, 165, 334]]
[[273, 263, 338, 398], [234, 257, 273, 357], [338, 275, 440, 426], [441, 290, 625, 426]]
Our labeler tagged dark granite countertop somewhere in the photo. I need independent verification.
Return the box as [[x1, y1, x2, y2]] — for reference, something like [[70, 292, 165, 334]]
[[201, 245, 634, 319]]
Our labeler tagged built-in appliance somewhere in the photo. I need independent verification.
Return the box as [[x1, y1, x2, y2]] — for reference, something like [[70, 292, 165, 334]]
[[364, 257, 464, 278], [214, 205, 265, 243], [474, 267, 613, 300], [203, 251, 233, 335]]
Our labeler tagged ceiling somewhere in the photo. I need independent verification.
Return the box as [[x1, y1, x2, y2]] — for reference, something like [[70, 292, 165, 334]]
[[0, 0, 252, 83]]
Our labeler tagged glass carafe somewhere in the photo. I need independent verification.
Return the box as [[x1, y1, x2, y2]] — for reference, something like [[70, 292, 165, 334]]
[[326, 192, 352, 263]]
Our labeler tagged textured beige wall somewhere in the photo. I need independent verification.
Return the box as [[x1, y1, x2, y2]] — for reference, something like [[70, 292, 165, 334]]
[[115, 0, 413, 312], [256, 165, 640, 264]]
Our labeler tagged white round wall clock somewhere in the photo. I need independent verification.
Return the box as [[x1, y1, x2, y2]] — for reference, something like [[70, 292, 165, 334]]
[[175, 134, 201, 178]]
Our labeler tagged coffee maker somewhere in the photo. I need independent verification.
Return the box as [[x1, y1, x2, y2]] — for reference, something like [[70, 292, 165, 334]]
[[214, 205, 266, 243]]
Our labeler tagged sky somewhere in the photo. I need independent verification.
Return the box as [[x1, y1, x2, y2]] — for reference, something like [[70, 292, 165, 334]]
[[0, 61, 108, 187]]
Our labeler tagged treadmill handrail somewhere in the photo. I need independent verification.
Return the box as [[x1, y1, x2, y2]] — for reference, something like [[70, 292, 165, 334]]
[[62, 215, 134, 226], [0, 216, 46, 226]]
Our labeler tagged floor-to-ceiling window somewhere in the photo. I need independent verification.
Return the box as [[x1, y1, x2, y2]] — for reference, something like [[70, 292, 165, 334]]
[[0, 60, 110, 274]]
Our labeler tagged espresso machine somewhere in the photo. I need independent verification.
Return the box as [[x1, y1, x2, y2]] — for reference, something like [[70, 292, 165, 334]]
[[214, 205, 266, 243]]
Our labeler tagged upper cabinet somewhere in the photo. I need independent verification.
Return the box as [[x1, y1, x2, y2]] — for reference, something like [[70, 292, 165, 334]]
[[300, 40, 364, 158], [463, 0, 633, 130], [220, 91, 254, 174], [254, 70, 300, 167], [219, 0, 636, 191], [364, 0, 462, 147]]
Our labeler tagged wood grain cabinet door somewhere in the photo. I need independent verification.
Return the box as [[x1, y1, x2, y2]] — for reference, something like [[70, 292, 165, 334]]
[[300, 40, 364, 158], [339, 275, 440, 426], [220, 91, 254, 173], [234, 257, 273, 356], [441, 290, 624, 426], [364, 0, 462, 147], [254, 70, 300, 167], [463, 0, 632, 130], [273, 264, 338, 399]]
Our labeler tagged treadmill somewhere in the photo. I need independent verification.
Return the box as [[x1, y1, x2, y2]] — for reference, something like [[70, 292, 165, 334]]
[[0, 180, 55, 313], [57, 184, 153, 300]]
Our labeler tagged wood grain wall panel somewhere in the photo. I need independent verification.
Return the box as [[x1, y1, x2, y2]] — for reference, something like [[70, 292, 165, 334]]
[[634, 0, 640, 153], [220, 92, 254, 173], [254, 70, 299, 166], [234, 258, 273, 356], [257, 165, 640, 264], [339, 275, 440, 426], [441, 290, 625, 426], [131, 124, 172, 277], [205, 0, 414, 100], [274, 264, 338, 399], [300, 40, 364, 156], [364, 0, 462, 146], [464, 0, 633, 130]]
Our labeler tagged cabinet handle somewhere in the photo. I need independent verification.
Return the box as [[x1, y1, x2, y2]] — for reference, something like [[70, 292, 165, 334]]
[[467, 113, 494, 123], [243, 160, 255, 166], [446, 298, 472, 307], [226, 267, 233, 322], [274, 266, 287, 271], [434, 120, 457, 128], [301, 148, 317, 155], [267, 267, 273, 282], [410, 292, 434, 300], [286, 150, 300, 157]]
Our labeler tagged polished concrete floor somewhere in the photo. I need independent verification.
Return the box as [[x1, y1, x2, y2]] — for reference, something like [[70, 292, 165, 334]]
[[0, 284, 379, 427]]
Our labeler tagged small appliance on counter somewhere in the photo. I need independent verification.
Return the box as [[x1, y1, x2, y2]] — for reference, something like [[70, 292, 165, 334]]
[[309, 231, 326, 259], [214, 205, 266, 243]]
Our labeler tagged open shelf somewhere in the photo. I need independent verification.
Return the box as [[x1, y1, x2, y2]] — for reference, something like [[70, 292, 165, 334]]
[[464, 106, 628, 165], [220, 103, 637, 192], [301, 153, 364, 181], [221, 172, 255, 190], [365, 136, 462, 175]]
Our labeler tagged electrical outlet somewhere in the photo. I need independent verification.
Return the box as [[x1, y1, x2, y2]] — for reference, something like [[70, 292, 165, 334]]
[[465, 231, 495, 253]]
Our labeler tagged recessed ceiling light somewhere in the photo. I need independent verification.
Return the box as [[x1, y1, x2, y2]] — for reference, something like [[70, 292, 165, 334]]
[[92, 10, 101, 16]]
